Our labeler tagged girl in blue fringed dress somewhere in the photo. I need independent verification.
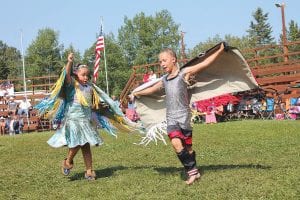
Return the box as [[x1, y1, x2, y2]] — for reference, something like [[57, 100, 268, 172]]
[[35, 53, 131, 180]]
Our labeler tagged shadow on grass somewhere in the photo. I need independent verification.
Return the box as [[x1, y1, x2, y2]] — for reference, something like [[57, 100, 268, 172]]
[[68, 165, 128, 181], [202, 164, 271, 171], [68, 164, 271, 181], [154, 164, 271, 180], [153, 166, 187, 180]]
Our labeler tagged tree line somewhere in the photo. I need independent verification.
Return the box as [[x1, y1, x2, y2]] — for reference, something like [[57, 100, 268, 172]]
[[0, 8, 299, 96]]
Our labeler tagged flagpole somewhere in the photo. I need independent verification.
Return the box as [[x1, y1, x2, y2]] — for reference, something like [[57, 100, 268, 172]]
[[100, 18, 109, 96], [20, 30, 27, 97], [103, 43, 109, 96], [20, 30, 30, 129]]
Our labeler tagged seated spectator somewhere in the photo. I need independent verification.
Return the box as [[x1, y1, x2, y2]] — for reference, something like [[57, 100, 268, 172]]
[[2, 95, 8, 105], [6, 83, 14, 97], [18, 97, 32, 117], [18, 117, 24, 134], [215, 105, 225, 122], [148, 69, 157, 81], [127, 98, 135, 109], [6, 114, 21, 135], [142, 70, 150, 83], [205, 106, 217, 124], [0, 116, 6, 135], [7, 96, 18, 116], [0, 85, 5, 103]]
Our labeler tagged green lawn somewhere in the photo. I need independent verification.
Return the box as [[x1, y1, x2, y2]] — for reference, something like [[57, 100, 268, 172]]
[[0, 120, 299, 200]]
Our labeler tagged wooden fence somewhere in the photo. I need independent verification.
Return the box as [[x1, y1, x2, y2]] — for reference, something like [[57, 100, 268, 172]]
[[120, 41, 300, 105]]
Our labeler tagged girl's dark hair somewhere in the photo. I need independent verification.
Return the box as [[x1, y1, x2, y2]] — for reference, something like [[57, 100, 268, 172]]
[[72, 63, 89, 75]]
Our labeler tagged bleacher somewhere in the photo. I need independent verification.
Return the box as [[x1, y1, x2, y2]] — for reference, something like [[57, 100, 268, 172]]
[[0, 93, 51, 133], [0, 75, 56, 133]]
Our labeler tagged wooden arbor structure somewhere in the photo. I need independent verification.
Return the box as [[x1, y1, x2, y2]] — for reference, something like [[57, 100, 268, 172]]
[[120, 41, 300, 105], [244, 41, 300, 98]]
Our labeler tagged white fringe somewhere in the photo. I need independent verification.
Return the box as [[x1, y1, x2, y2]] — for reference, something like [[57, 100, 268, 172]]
[[134, 121, 168, 146]]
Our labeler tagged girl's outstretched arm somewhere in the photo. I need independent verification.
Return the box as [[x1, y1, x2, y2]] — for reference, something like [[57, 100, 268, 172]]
[[184, 43, 225, 77], [65, 53, 74, 84], [132, 80, 163, 98]]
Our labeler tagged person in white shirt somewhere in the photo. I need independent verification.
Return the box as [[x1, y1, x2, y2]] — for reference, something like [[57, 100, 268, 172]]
[[0, 85, 5, 102], [6, 83, 14, 97], [148, 69, 157, 81], [18, 97, 32, 117]]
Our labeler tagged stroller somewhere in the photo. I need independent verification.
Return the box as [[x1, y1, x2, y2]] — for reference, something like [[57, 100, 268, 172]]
[[125, 108, 140, 122]]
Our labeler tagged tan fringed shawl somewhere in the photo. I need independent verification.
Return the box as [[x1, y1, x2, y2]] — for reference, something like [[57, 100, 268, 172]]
[[133, 43, 259, 131]]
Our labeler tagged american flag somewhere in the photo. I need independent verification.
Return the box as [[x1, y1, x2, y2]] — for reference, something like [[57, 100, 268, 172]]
[[93, 34, 105, 83]]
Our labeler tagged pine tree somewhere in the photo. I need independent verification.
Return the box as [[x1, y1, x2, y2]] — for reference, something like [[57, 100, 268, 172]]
[[287, 20, 300, 59], [247, 7, 275, 46], [287, 20, 300, 42]]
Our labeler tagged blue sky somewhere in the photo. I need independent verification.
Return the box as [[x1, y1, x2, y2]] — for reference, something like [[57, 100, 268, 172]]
[[1, 0, 299, 55]]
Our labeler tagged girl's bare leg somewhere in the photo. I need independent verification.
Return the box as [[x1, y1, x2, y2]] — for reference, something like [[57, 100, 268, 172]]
[[66, 146, 81, 167], [81, 143, 93, 175]]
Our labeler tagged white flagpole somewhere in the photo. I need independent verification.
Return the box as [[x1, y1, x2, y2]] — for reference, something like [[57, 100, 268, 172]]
[[20, 30, 30, 129], [103, 44, 109, 96], [100, 17, 109, 96], [20, 30, 27, 97]]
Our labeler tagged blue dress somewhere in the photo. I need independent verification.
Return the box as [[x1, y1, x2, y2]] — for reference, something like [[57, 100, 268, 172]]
[[47, 81, 103, 148]]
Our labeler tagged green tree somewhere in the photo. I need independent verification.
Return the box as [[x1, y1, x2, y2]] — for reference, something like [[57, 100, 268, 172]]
[[247, 7, 275, 46], [189, 34, 253, 58], [246, 7, 278, 65], [189, 35, 223, 58], [223, 35, 253, 50], [62, 44, 82, 66], [25, 28, 63, 79], [118, 10, 181, 68], [287, 20, 300, 59], [287, 20, 300, 41], [0, 41, 21, 80]]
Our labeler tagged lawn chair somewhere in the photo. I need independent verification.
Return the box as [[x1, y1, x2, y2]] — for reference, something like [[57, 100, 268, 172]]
[[288, 97, 300, 120], [262, 97, 275, 120], [125, 108, 140, 122]]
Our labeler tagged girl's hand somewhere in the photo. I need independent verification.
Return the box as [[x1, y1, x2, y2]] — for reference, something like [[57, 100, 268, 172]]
[[134, 92, 141, 98], [68, 53, 74, 63], [130, 92, 139, 100], [220, 43, 225, 51], [65, 53, 74, 83]]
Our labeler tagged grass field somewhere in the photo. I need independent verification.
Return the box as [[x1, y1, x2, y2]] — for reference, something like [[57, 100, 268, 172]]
[[0, 120, 299, 200]]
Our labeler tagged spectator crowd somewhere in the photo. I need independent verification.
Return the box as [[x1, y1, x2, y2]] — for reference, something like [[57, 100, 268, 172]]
[[0, 82, 33, 135]]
